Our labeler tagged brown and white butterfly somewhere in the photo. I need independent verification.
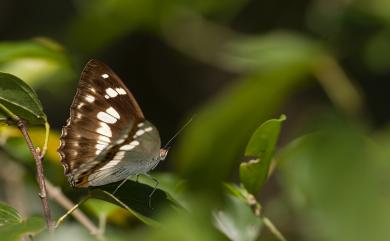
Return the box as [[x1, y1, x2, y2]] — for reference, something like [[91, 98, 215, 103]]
[[58, 59, 168, 189]]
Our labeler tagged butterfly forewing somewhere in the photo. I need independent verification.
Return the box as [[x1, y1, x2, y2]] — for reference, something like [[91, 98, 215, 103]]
[[59, 59, 149, 186]]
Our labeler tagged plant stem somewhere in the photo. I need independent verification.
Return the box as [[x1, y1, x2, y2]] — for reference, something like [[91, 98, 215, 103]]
[[16, 119, 54, 231], [46, 182, 105, 241], [262, 217, 287, 241], [0, 103, 54, 231], [245, 191, 287, 241]]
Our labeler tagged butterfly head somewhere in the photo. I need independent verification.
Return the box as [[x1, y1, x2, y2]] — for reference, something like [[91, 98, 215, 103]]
[[159, 148, 169, 161]]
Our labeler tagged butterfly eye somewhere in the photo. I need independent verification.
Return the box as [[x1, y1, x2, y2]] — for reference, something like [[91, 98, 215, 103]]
[[160, 148, 169, 161]]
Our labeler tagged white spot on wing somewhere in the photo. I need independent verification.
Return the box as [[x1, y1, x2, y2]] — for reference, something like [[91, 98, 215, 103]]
[[119, 140, 139, 151], [130, 140, 139, 146], [106, 107, 120, 119], [96, 122, 112, 137], [135, 129, 145, 136], [97, 111, 117, 124], [104, 95, 109, 99], [100, 160, 120, 169], [90, 88, 96, 93], [98, 135, 111, 143], [120, 144, 136, 151], [102, 74, 109, 79], [95, 143, 106, 150], [115, 88, 126, 95], [106, 88, 118, 98], [77, 103, 85, 109], [114, 151, 126, 160], [85, 95, 95, 103], [144, 127, 153, 132], [137, 122, 144, 127]]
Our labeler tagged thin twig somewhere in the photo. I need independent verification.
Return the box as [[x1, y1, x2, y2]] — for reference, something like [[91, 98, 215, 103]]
[[262, 217, 287, 241], [16, 119, 54, 231], [45, 181, 105, 241], [0, 103, 53, 230], [244, 191, 287, 241]]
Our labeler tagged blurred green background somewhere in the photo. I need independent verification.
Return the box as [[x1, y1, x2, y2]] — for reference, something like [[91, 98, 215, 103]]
[[1, 0, 390, 240]]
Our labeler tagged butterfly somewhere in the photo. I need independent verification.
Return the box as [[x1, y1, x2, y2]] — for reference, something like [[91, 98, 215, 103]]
[[58, 59, 168, 191]]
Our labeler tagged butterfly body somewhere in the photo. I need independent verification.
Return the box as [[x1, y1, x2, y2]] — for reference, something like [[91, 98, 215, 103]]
[[58, 60, 167, 188]]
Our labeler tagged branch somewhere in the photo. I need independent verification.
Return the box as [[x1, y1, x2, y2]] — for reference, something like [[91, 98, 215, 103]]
[[16, 119, 54, 231], [0, 102, 53, 230], [45, 181, 105, 241]]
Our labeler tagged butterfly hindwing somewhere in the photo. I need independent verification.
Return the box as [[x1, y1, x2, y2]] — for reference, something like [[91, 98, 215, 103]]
[[85, 120, 161, 186], [58, 60, 161, 187]]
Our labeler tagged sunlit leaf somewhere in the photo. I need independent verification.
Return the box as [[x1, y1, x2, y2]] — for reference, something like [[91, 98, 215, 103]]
[[84, 199, 122, 219], [240, 114, 286, 195], [89, 179, 181, 226], [0, 73, 46, 125], [0, 38, 74, 90], [0, 126, 60, 162]]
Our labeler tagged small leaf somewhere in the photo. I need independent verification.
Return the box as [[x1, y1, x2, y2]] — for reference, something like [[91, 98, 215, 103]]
[[0, 72, 46, 125], [213, 195, 262, 241], [240, 114, 286, 195], [0, 202, 45, 241], [0, 202, 21, 226], [89, 179, 181, 226], [0, 217, 45, 241]]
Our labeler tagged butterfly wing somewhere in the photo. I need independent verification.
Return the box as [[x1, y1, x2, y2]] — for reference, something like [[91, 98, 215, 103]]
[[85, 120, 161, 186], [59, 59, 160, 187]]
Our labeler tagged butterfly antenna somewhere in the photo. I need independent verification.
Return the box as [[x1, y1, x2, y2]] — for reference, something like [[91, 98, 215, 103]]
[[163, 117, 193, 150]]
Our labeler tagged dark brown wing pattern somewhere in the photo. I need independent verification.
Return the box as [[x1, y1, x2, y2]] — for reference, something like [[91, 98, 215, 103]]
[[58, 59, 144, 186]]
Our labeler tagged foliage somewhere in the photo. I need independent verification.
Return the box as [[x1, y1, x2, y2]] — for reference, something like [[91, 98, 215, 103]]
[[0, 0, 390, 241]]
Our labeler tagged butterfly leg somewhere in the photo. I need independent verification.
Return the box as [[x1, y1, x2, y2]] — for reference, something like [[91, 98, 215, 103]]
[[144, 173, 159, 208], [113, 177, 130, 195]]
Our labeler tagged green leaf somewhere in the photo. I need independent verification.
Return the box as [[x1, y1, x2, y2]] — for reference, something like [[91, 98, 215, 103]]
[[174, 67, 310, 193], [240, 114, 286, 195], [0, 72, 46, 125], [0, 203, 45, 241], [213, 195, 262, 241], [89, 179, 181, 226], [0, 202, 21, 226], [279, 114, 390, 241], [0, 38, 74, 90], [84, 199, 122, 219], [222, 32, 324, 72], [0, 217, 45, 241]]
